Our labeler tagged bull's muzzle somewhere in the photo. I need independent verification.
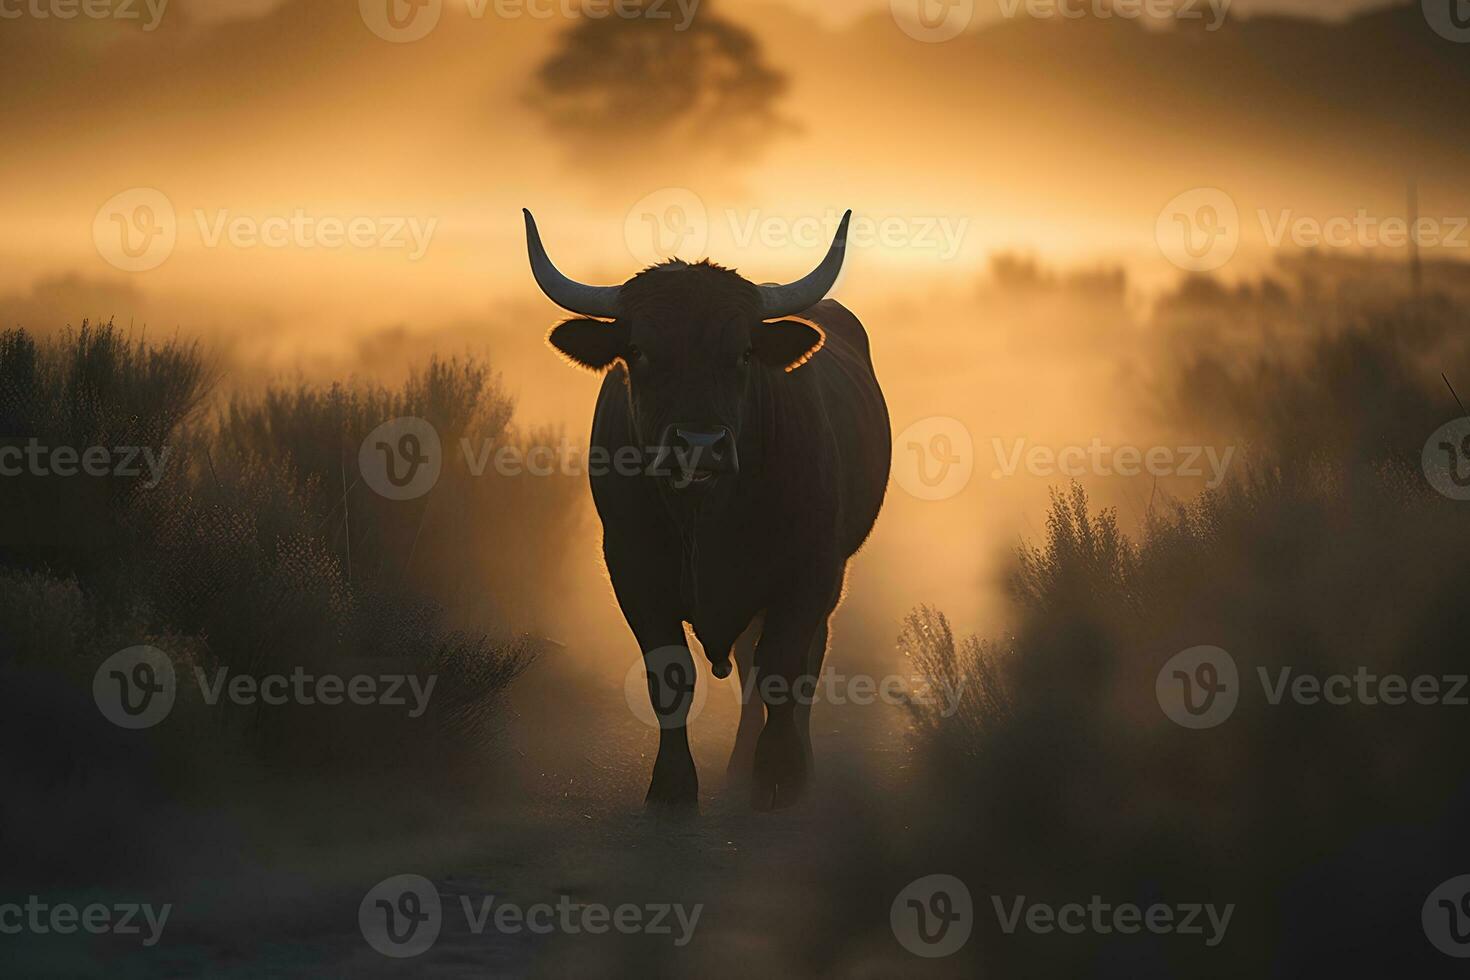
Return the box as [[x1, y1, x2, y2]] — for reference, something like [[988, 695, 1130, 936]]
[[652, 423, 739, 489]]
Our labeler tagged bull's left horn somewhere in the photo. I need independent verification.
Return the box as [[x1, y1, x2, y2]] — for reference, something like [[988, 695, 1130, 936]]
[[523, 208, 623, 318], [758, 209, 852, 318]]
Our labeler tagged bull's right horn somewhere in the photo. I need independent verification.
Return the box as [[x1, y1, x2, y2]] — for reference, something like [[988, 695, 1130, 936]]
[[523, 209, 623, 318]]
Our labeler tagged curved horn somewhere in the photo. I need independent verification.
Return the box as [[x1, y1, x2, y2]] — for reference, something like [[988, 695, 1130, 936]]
[[758, 209, 852, 318], [523, 208, 622, 318]]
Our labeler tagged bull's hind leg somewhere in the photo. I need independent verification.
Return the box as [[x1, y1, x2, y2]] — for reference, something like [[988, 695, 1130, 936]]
[[795, 618, 830, 774], [795, 575, 842, 778], [725, 613, 766, 786]]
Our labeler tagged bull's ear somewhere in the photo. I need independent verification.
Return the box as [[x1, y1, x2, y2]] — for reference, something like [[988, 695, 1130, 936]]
[[547, 318, 628, 372], [754, 317, 825, 372]]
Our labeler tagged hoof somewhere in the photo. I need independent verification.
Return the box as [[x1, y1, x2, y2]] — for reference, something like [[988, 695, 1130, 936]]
[[645, 759, 700, 814], [750, 721, 808, 811]]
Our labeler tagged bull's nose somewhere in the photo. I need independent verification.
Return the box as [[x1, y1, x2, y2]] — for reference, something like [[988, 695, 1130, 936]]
[[655, 423, 739, 487]]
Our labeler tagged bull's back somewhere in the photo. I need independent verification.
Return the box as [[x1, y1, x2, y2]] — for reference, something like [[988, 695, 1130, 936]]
[[798, 300, 891, 557]]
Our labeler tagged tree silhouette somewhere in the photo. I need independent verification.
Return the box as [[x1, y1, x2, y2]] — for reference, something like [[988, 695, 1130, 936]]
[[527, 4, 790, 171]]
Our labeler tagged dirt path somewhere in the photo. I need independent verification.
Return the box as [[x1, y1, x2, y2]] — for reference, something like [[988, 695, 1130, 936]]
[[21, 628, 936, 978]]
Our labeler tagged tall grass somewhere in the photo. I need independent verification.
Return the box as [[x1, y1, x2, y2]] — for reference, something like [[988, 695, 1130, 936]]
[[0, 321, 578, 881], [900, 297, 1470, 977]]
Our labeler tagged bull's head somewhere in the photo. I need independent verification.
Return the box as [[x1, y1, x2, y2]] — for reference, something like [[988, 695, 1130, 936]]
[[523, 208, 850, 520]]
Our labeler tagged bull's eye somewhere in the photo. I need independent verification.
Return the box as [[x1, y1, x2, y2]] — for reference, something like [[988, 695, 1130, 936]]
[[626, 344, 643, 362]]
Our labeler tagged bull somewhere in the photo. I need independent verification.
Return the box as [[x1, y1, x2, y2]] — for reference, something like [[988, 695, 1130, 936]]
[[523, 208, 890, 811]]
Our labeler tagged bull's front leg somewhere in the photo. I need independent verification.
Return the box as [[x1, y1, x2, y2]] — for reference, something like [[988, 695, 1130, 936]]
[[634, 626, 701, 813], [750, 587, 836, 811], [603, 522, 701, 813]]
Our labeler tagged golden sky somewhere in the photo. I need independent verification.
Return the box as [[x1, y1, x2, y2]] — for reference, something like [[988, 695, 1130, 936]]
[[1, 0, 1463, 637]]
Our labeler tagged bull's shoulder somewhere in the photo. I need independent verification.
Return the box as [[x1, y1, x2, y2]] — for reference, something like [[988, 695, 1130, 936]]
[[799, 299, 872, 363]]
